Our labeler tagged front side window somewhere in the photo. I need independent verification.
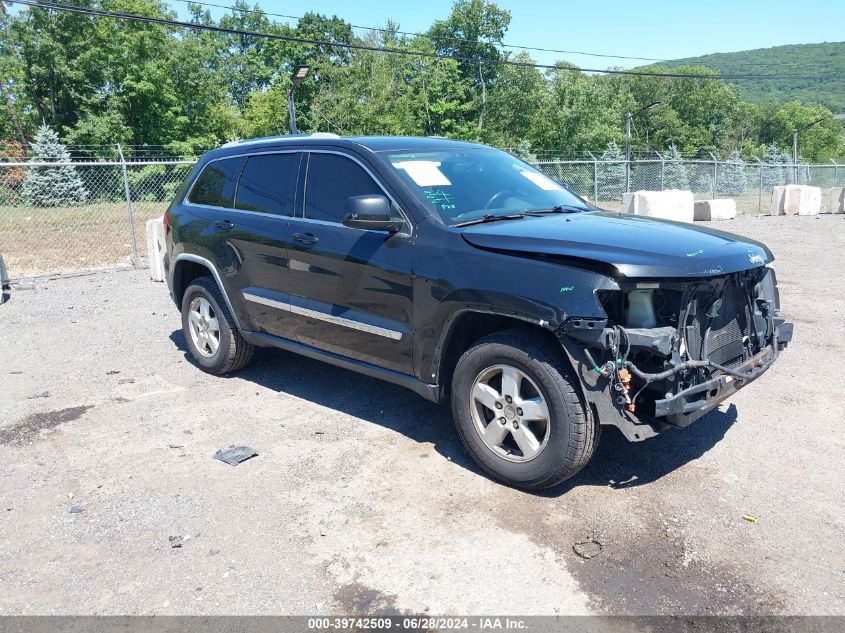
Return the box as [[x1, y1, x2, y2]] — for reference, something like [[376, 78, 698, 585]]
[[187, 157, 244, 208], [304, 153, 384, 223], [235, 153, 300, 216], [382, 148, 590, 225]]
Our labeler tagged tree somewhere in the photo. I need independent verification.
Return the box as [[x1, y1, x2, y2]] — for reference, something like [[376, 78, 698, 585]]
[[597, 140, 625, 201], [717, 150, 747, 195], [663, 144, 689, 189], [22, 124, 88, 206], [761, 101, 844, 162], [761, 143, 790, 187], [428, 0, 511, 131]]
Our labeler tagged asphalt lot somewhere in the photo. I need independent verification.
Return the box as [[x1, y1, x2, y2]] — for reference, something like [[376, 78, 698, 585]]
[[0, 214, 843, 616]]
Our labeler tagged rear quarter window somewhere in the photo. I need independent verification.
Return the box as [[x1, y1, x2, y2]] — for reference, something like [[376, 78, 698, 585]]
[[187, 157, 245, 208]]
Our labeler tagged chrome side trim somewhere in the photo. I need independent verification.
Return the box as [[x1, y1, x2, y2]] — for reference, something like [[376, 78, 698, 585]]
[[242, 291, 403, 341], [175, 254, 243, 330]]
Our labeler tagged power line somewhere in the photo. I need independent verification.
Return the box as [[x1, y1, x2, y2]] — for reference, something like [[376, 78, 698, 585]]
[[5, 0, 837, 80], [175, 0, 834, 69]]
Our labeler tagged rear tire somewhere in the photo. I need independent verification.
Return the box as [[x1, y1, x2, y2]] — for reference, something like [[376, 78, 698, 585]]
[[181, 276, 253, 374], [450, 329, 597, 490]]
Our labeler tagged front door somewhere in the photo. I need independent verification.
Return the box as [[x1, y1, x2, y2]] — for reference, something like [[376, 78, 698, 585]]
[[287, 151, 414, 375]]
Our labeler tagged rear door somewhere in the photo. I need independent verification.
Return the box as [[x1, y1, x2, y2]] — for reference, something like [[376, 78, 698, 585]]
[[210, 150, 302, 338], [287, 150, 415, 374]]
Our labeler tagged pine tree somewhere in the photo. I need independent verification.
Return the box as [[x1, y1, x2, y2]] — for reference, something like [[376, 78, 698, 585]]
[[597, 140, 625, 201], [761, 144, 790, 188], [22, 124, 88, 207], [510, 139, 537, 163], [717, 150, 748, 196], [663, 144, 689, 190]]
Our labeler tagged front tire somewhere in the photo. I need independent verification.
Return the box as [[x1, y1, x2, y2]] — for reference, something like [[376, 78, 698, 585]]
[[451, 329, 597, 490], [181, 276, 253, 374]]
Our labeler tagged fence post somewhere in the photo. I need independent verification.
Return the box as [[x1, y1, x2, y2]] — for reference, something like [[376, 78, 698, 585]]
[[655, 151, 665, 190], [588, 151, 598, 202], [833, 159, 839, 187], [755, 158, 763, 213], [709, 152, 717, 199], [117, 144, 139, 268]]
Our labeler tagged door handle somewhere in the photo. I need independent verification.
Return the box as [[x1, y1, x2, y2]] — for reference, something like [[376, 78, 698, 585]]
[[214, 219, 234, 231], [293, 232, 319, 245]]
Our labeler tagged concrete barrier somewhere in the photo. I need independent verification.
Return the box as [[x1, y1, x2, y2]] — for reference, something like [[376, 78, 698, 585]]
[[693, 199, 736, 221], [146, 217, 166, 282], [621, 189, 695, 223], [769, 185, 821, 216], [826, 187, 844, 214]]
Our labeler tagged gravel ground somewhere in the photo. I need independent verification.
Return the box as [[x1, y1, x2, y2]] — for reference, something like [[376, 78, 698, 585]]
[[0, 214, 843, 616]]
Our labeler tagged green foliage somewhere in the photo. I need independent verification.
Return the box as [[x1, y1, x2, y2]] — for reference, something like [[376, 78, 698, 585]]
[[22, 125, 88, 207], [597, 140, 625, 200], [761, 143, 791, 187], [663, 144, 689, 189], [717, 150, 748, 195], [663, 42, 845, 113], [0, 0, 842, 163]]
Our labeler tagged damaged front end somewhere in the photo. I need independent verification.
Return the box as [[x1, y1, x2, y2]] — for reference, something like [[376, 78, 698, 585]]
[[559, 266, 793, 441]]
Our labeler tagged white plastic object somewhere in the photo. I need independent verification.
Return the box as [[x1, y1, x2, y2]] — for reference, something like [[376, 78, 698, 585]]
[[626, 289, 657, 329]]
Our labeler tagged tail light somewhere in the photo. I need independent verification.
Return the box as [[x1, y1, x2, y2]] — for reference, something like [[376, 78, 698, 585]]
[[163, 209, 171, 233]]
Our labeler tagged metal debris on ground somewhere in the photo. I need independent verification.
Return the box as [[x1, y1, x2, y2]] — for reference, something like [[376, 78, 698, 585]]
[[169, 536, 184, 548], [27, 391, 50, 399], [573, 539, 603, 560], [69, 506, 84, 514], [117, 378, 135, 384], [743, 514, 759, 523], [213, 445, 258, 466]]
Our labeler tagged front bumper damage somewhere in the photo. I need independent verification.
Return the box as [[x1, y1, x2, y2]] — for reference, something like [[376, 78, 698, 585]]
[[558, 266, 793, 442]]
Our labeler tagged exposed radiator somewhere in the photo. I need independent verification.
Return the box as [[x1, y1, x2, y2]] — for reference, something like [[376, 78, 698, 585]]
[[687, 282, 754, 368]]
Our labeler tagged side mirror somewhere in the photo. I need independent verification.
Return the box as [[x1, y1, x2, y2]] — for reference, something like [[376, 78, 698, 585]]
[[342, 195, 401, 233]]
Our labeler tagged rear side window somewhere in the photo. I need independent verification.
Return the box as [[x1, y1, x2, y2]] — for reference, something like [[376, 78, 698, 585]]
[[304, 153, 383, 223], [235, 153, 300, 216], [187, 157, 244, 207]]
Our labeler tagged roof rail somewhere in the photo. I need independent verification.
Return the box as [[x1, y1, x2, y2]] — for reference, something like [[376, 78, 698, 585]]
[[221, 132, 340, 148]]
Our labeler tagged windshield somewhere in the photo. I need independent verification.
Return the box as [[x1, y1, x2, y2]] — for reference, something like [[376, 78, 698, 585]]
[[383, 147, 591, 225]]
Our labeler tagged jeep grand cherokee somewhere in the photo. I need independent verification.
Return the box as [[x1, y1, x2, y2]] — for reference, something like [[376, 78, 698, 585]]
[[164, 134, 793, 490]]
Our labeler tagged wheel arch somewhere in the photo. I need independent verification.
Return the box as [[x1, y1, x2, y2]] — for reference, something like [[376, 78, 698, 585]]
[[433, 309, 573, 399], [172, 254, 243, 331]]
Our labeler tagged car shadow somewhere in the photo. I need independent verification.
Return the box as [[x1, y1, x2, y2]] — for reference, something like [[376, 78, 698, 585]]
[[169, 330, 738, 495]]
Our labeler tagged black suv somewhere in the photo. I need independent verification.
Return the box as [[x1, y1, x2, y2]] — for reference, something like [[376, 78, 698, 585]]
[[164, 135, 792, 490]]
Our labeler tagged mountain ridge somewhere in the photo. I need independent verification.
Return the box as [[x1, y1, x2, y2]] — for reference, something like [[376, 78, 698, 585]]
[[655, 41, 845, 112]]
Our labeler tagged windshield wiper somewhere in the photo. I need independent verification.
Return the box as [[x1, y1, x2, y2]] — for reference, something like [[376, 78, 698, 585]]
[[524, 204, 590, 215], [453, 213, 526, 227]]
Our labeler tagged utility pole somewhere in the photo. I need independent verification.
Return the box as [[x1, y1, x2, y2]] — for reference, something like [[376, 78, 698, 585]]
[[624, 101, 660, 193]]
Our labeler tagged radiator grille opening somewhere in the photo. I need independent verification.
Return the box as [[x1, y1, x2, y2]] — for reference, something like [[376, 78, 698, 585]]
[[687, 282, 753, 368]]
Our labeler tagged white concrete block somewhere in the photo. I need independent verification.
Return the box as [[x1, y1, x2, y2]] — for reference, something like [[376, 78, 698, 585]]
[[769, 185, 821, 216], [694, 199, 736, 221], [784, 185, 821, 216], [621, 192, 638, 214], [769, 186, 787, 216], [146, 217, 166, 282], [620, 189, 694, 223], [826, 187, 844, 214]]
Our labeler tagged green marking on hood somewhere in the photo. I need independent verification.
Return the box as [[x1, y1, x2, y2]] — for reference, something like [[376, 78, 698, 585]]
[[686, 249, 704, 257], [560, 286, 574, 293]]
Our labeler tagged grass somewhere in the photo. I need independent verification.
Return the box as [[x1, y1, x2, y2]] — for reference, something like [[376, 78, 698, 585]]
[[0, 201, 167, 278]]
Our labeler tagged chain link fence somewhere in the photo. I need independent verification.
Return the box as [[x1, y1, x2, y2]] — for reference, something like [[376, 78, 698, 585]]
[[0, 159, 193, 278], [0, 155, 841, 279], [534, 158, 842, 214]]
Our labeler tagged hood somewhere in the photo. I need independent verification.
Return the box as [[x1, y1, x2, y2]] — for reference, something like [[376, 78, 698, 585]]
[[460, 211, 773, 278]]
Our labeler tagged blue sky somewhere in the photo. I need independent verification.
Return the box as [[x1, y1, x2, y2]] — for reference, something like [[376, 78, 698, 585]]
[[177, 0, 845, 68]]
